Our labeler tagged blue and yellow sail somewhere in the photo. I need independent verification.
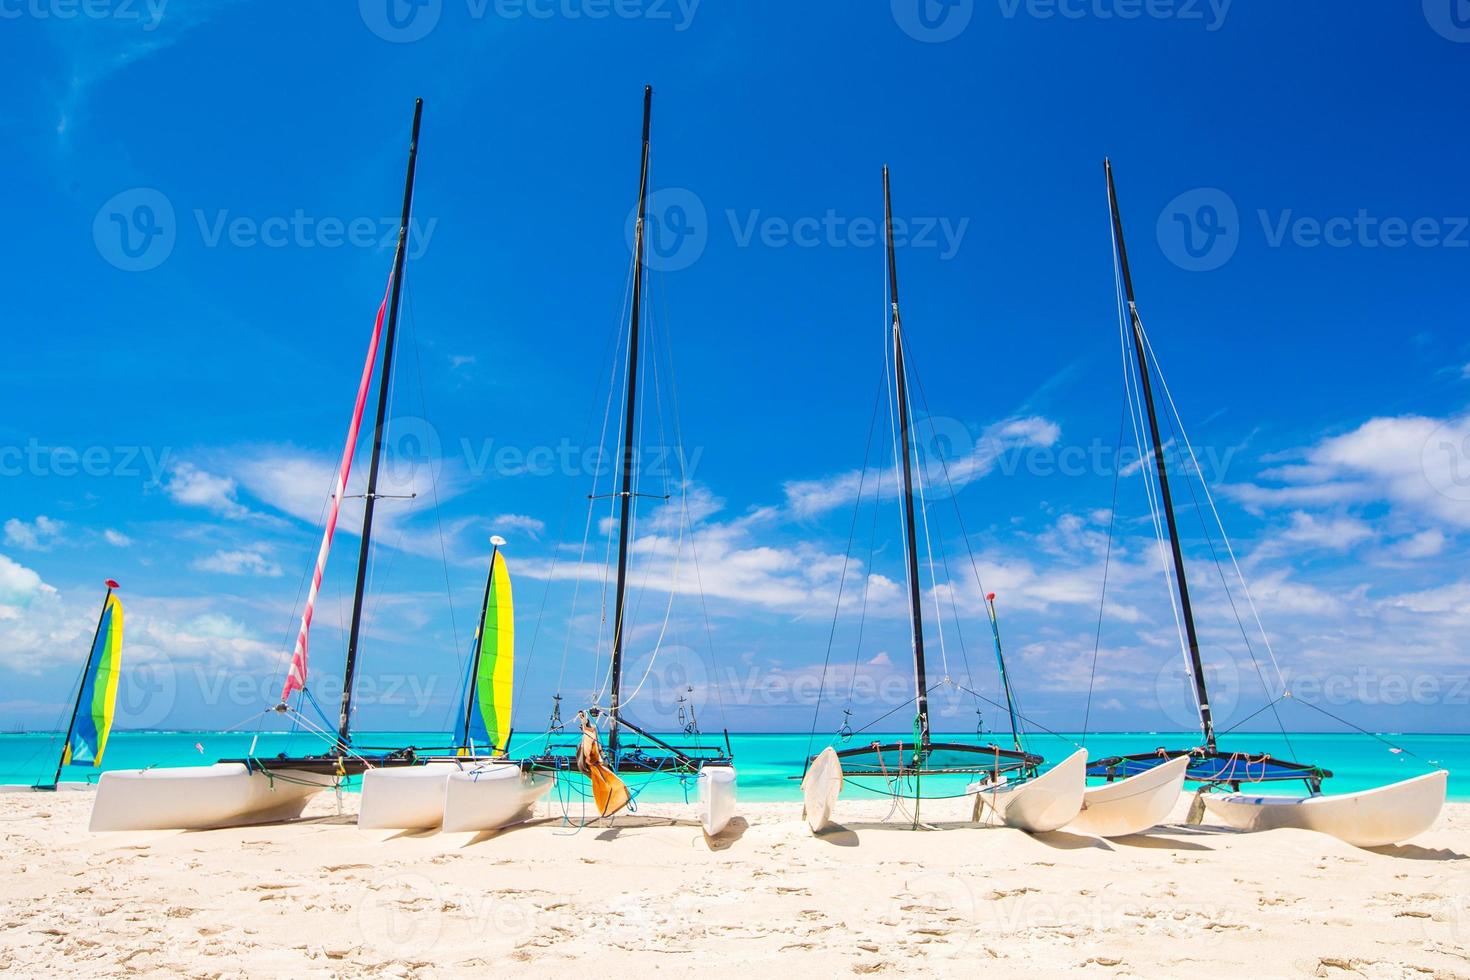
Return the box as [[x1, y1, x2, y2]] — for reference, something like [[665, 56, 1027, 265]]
[[457, 551, 514, 756], [62, 593, 123, 768]]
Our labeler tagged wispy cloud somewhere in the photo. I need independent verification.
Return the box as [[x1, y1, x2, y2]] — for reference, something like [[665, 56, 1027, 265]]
[[1225, 411, 1470, 529], [47, 0, 240, 145], [164, 462, 252, 520], [783, 414, 1061, 519], [3, 516, 65, 552], [192, 548, 283, 578], [492, 513, 546, 540]]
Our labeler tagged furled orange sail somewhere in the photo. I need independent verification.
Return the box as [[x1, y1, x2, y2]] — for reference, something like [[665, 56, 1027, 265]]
[[575, 711, 630, 818], [589, 763, 630, 819]]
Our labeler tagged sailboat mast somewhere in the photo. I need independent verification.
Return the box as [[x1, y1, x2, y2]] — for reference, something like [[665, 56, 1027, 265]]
[[1105, 159, 1216, 751], [608, 85, 653, 757], [337, 98, 424, 747], [884, 167, 931, 747], [50, 580, 116, 788], [984, 593, 1022, 752], [459, 538, 503, 752]]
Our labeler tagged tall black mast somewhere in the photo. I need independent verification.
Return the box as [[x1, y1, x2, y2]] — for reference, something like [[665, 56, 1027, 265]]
[[884, 167, 931, 747], [607, 85, 653, 757], [48, 580, 117, 788], [1105, 159, 1215, 751], [337, 98, 424, 747]]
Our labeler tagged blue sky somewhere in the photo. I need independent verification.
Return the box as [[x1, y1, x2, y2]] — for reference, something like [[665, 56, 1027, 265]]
[[2, 1, 1468, 742]]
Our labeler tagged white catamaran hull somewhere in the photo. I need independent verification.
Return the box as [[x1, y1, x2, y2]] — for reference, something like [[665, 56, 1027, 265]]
[[440, 763, 554, 833], [1200, 769, 1448, 848], [698, 765, 737, 836], [90, 763, 333, 832], [802, 747, 843, 834], [1068, 754, 1190, 838], [358, 762, 463, 830], [974, 749, 1088, 834]]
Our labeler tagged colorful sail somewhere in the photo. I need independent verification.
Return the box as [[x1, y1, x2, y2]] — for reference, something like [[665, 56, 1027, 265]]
[[63, 592, 123, 768], [457, 549, 514, 755], [279, 272, 394, 704]]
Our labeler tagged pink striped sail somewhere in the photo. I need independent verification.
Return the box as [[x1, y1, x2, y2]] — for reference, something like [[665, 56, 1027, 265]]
[[279, 274, 394, 704]]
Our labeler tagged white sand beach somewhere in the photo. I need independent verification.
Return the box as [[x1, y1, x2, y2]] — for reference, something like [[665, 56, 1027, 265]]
[[1, 790, 1466, 978]]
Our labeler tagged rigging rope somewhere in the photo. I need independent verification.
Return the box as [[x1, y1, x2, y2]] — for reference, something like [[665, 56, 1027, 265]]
[[1081, 406, 1127, 745], [805, 368, 886, 767], [1138, 322, 1292, 697]]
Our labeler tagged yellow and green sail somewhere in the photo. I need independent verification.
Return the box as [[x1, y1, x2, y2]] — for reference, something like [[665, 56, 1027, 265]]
[[62, 593, 123, 768], [457, 551, 513, 756]]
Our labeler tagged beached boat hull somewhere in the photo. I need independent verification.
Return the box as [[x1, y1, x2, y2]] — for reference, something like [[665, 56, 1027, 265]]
[[440, 763, 554, 833], [1069, 754, 1189, 838], [801, 747, 843, 834], [1200, 769, 1448, 848], [698, 765, 737, 836], [975, 749, 1088, 833], [357, 762, 462, 830], [90, 763, 333, 832]]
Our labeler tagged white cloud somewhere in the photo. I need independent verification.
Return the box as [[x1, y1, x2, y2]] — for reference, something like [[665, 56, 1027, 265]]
[[104, 529, 133, 548], [3, 516, 64, 551], [0, 553, 69, 673], [165, 462, 250, 519], [784, 414, 1062, 518], [493, 513, 546, 540], [1394, 528, 1445, 559], [1226, 412, 1470, 529], [1279, 511, 1373, 552], [192, 548, 283, 578]]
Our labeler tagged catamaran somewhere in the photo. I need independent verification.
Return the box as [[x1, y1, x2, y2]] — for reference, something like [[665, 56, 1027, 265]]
[[800, 169, 1084, 835], [362, 87, 738, 838], [32, 580, 123, 792], [90, 99, 465, 832], [358, 536, 553, 832], [1073, 160, 1447, 847], [509, 86, 737, 838]]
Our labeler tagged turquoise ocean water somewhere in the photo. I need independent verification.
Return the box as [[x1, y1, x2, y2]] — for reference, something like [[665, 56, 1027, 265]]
[[3, 730, 1464, 801]]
